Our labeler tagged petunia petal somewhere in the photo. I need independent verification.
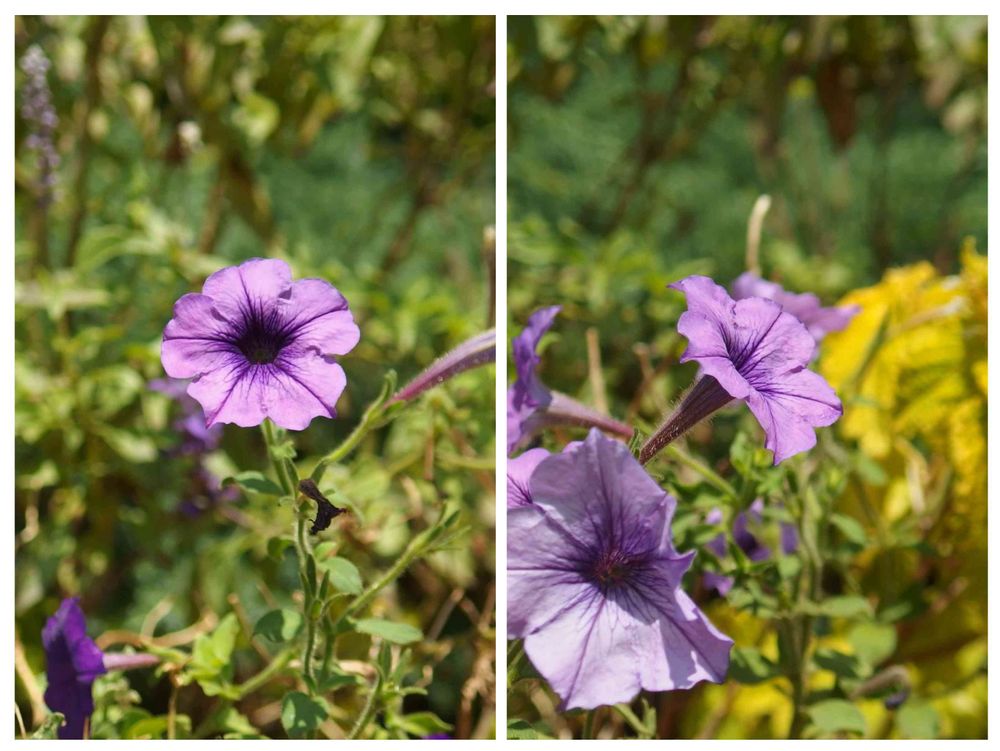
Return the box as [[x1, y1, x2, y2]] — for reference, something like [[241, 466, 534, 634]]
[[187, 362, 266, 428], [202, 257, 293, 320], [507, 448, 550, 508], [161, 294, 237, 379], [529, 429, 675, 555], [266, 352, 348, 430], [746, 368, 842, 464], [507, 505, 595, 638], [284, 278, 360, 356]]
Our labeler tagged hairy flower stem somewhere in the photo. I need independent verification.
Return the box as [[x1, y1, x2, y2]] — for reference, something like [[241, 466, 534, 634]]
[[661, 444, 739, 499], [311, 371, 399, 485], [639, 376, 733, 464], [261, 421, 320, 693], [348, 673, 382, 739]]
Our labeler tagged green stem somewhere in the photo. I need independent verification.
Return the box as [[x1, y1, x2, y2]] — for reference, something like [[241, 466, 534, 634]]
[[311, 409, 386, 486], [233, 647, 296, 700], [261, 420, 296, 495], [261, 422, 319, 694], [341, 524, 437, 622], [347, 674, 381, 740], [662, 444, 738, 499], [582, 710, 595, 740], [613, 704, 650, 738]]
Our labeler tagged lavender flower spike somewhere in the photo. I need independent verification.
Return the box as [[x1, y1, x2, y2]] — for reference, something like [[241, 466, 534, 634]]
[[640, 276, 842, 465], [389, 329, 495, 404], [508, 430, 732, 710], [43, 598, 107, 739], [161, 258, 360, 431], [508, 307, 631, 453], [732, 272, 859, 342]]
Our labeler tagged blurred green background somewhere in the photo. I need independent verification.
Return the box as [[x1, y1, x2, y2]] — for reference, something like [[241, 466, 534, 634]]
[[507, 16, 986, 740], [15, 15, 495, 739]]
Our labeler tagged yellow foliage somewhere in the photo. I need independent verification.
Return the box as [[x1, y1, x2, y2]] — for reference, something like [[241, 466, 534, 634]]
[[820, 246, 987, 528]]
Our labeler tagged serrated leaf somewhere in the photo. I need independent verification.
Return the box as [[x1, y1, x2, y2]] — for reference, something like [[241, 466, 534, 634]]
[[281, 691, 328, 739], [253, 609, 302, 642], [354, 618, 422, 644], [808, 699, 866, 736]]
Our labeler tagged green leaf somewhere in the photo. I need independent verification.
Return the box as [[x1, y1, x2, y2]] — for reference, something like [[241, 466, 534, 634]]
[[267, 537, 292, 562], [391, 711, 452, 737], [897, 700, 940, 739], [224, 471, 283, 496], [848, 622, 897, 666], [96, 426, 157, 463], [813, 648, 865, 679], [729, 646, 780, 684], [803, 595, 873, 619], [507, 719, 553, 740], [32, 713, 65, 739], [124, 714, 192, 740], [830, 513, 868, 547], [281, 691, 328, 739], [316, 669, 363, 693], [187, 613, 240, 696], [253, 609, 302, 642], [354, 618, 423, 645], [213, 707, 264, 740], [315, 556, 362, 595], [808, 699, 866, 736]]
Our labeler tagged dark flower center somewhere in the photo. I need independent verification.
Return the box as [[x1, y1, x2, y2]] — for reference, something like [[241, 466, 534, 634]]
[[589, 547, 642, 593], [233, 303, 294, 365]]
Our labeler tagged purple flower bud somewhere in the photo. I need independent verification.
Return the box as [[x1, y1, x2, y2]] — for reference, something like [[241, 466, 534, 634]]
[[389, 329, 495, 404]]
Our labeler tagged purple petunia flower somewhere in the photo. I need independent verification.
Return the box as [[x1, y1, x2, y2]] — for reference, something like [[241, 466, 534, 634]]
[[508, 430, 732, 710], [507, 307, 631, 454], [640, 276, 842, 465], [43, 599, 160, 739], [161, 258, 360, 431], [703, 501, 799, 596], [43, 598, 107, 739], [731, 272, 859, 343]]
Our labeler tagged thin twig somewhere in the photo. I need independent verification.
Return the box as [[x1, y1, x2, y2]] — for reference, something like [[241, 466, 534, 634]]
[[745, 194, 772, 274]]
